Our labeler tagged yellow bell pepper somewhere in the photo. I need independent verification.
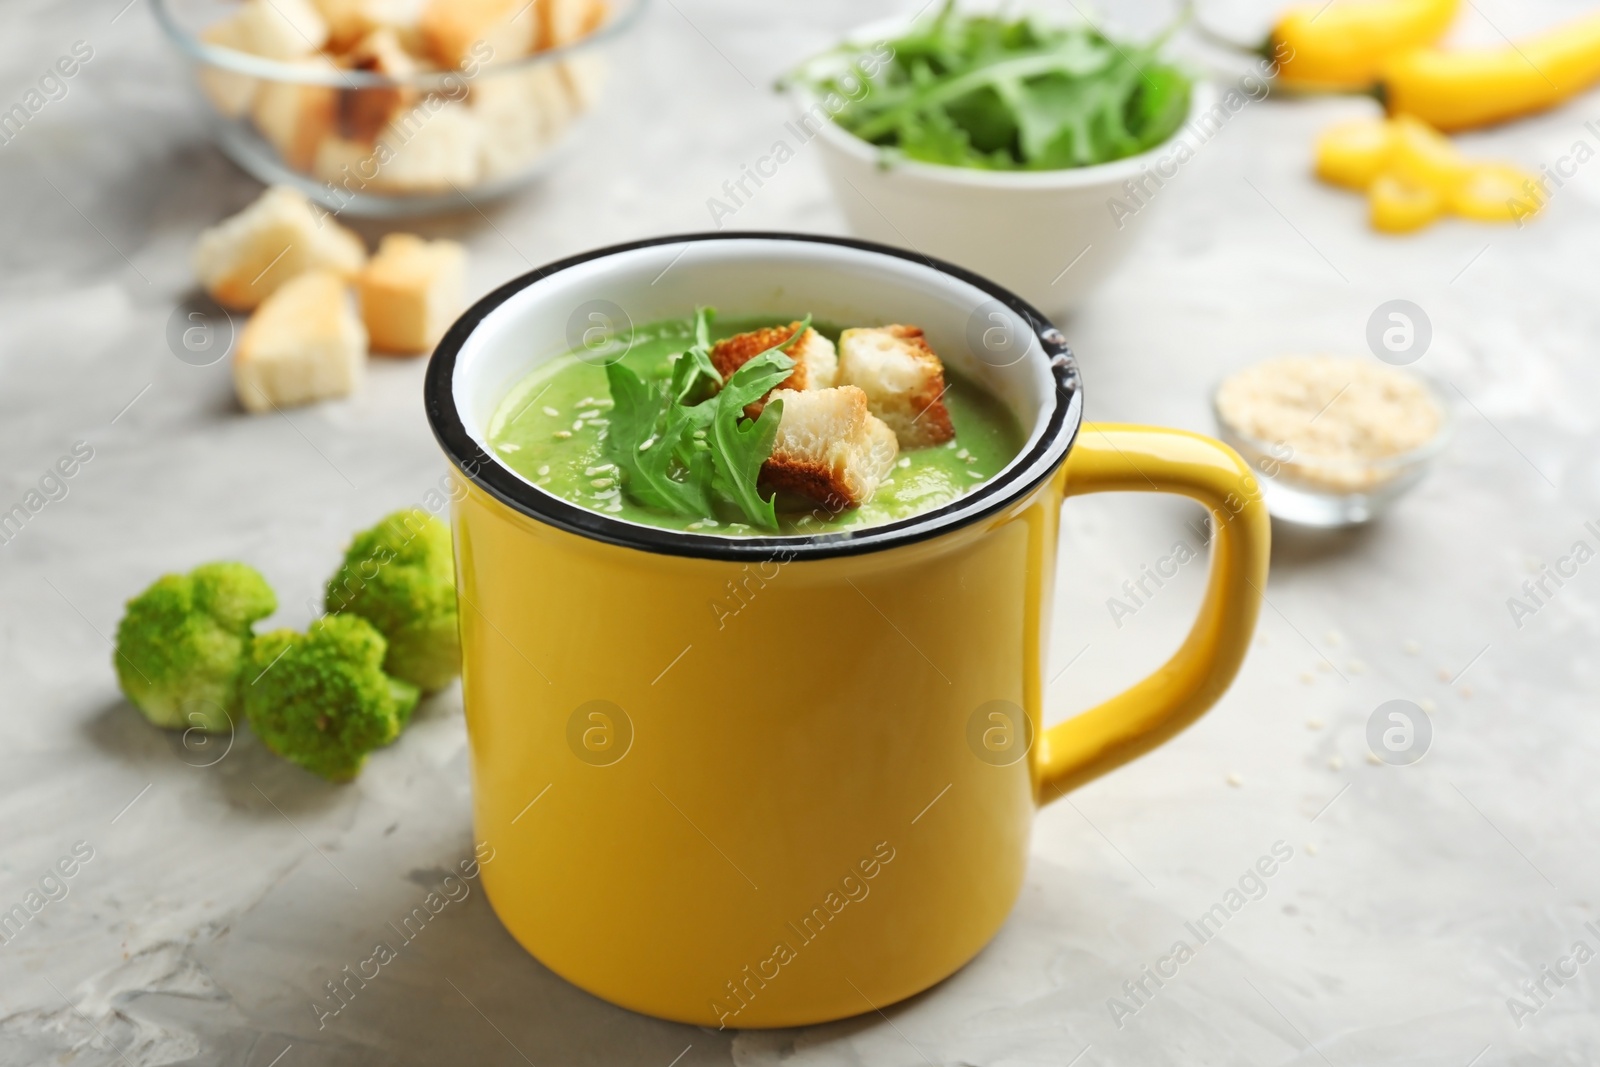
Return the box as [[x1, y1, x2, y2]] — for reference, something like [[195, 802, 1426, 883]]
[[1369, 173, 1444, 232], [1313, 117, 1395, 188], [1274, 0, 1458, 90], [1382, 10, 1600, 130]]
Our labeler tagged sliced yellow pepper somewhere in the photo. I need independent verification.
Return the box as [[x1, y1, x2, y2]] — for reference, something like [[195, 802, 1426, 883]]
[[1316, 114, 1540, 233], [1313, 117, 1395, 189], [1274, 0, 1458, 90], [1382, 10, 1600, 131], [1450, 164, 1541, 224], [1387, 114, 1472, 192], [1369, 173, 1444, 232]]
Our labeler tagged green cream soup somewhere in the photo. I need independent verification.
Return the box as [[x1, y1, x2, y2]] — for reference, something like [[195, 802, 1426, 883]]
[[486, 315, 1025, 536]]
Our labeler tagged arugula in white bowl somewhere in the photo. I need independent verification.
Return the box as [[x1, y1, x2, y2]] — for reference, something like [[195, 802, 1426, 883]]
[[790, 1, 1192, 171]]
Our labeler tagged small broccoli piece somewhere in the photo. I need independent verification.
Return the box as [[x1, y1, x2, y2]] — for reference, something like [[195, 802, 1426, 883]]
[[244, 614, 420, 781], [324, 509, 460, 692], [114, 562, 277, 733]]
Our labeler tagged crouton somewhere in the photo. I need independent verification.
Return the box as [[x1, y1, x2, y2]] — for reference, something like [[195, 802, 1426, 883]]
[[312, 0, 425, 52], [238, 0, 330, 59], [711, 322, 838, 417], [198, 14, 260, 118], [193, 186, 367, 311], [338, 28, 419, 142], [559, 54, 607, 111], [365, 101, 483, 190], [420, 0, 536, 69], [357, 233, 466, 354], [472, 65, 574, 181], [837, 324, 955, 448], [761, 387, 899, 509], [540, 0, 606, 47], [250, 56, 339, 170], [234, 271, 367, 412]]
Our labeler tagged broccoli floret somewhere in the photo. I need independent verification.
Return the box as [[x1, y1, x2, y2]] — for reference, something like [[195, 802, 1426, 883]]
[[114, 562, 277, 733], [324, 509, 460, 692], [243, 614, 420, 781]]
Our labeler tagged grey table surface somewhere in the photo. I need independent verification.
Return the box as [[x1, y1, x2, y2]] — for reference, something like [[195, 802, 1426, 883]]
[[3, 0, 1599, 1063]]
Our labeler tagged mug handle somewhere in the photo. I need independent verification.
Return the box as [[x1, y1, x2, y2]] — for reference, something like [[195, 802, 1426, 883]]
[[1033, 422, 1271, 804]]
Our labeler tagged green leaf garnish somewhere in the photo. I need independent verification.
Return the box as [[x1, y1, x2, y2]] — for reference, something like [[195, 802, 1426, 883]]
[[603, 311, 810, 530], [788, 6, 1192, 172]]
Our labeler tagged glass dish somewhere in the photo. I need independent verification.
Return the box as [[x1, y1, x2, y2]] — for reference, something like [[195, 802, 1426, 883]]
[[152, 0, 647, 216], [1213, 376, 1453, 528]]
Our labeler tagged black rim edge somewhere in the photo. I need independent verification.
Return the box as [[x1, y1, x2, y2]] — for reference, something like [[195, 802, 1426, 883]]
[[423, 231, 1083, 561]]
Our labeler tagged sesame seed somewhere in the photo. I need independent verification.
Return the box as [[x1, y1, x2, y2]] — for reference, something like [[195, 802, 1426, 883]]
[[897, 457, 911, 468], [554, 431, 572, 439], [580, 409, 600, 419], [1226, 772, 1243, 787], [573, 420, 585, 431], [1403, 639, 1421, 655], [591, 478, 615, 489], [1306, 717, 1323, 730], [543, 406, 560, 417], [537, 465, 550, 476], [498, 442, 521, 453], [1327, 755, 1343, 771], [966, 470, 985, 479]]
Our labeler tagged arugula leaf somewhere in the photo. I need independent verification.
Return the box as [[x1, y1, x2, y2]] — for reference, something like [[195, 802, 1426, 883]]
[[790, 9, 1192, 172], [707, 352, 794, 529], [603, 312, 809, 529], [603, 363, 711, 517], [669, 307, 723, 405]]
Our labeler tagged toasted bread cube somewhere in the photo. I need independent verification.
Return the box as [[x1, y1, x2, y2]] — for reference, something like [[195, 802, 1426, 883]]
[[761, 387, 898, 509], [198, 14, 260, 118], [194, 186, 367, 311], [250, 57, 338, 170], [711, 322, 837, 417], [837, 324, 955, 448], [473, 64, 575, 180], [238, 0, 330, 59], [366, 101, 483, 190], [540, 0, 606, 47], [338, 28, 419, 142], [473, 66, 563, 180], [357, 234, 466, 354], [421, 0, 535, 69], [559, 53, 607, 111], [235, 271, 367, 412], [313, 0, 425, 52]]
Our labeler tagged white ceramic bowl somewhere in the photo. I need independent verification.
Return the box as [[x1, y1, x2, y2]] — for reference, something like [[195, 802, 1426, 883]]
[[801, 21, 1214, 317]]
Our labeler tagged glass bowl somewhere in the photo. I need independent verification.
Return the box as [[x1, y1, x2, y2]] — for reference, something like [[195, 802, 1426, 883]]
[[152, 0, 647, 216], [1212, 374, 1454, 528]]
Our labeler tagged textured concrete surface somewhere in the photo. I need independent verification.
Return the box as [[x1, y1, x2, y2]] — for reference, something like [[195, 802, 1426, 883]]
[[2, 0, 1599, 1063]]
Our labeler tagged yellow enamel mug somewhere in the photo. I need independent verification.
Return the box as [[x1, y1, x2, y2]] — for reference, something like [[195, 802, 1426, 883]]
[[425, 233, 1270, 1029]]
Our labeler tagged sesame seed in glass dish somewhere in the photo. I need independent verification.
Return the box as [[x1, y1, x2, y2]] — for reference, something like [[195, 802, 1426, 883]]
[[152, 0, 647, 217], [1213, 355, 1453, 528]]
